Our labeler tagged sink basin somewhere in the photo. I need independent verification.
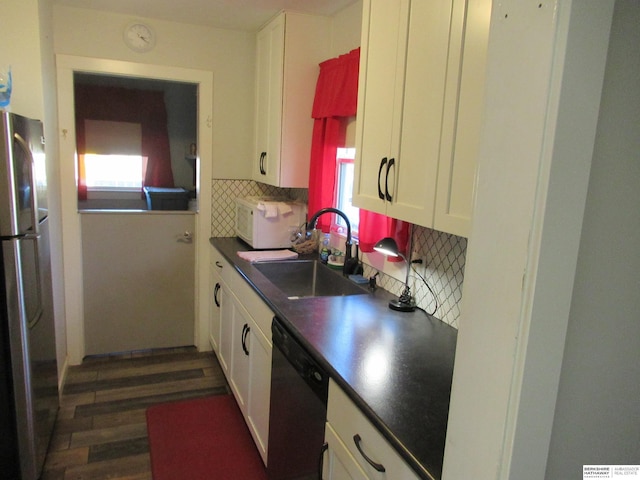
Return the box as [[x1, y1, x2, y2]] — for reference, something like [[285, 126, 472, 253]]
[[253, 260, 368, 299]]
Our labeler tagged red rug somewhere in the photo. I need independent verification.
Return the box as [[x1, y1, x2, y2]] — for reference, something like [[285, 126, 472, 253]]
[[146, 395, 267, 480]]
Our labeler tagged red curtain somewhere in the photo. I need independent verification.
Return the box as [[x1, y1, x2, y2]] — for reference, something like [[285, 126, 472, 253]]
[[308, 48, 360, 231], [74, 84, 175, 200], [308, 47, 409, 258]]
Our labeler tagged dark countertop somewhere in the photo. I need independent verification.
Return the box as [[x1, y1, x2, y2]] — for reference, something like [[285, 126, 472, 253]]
[[210, 237, 457, 480]]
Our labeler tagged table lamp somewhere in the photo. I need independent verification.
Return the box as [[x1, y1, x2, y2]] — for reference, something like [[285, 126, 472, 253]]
[[373, 237, 416, 312]]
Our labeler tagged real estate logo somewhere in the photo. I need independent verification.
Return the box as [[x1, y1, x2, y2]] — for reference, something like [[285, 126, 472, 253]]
[[584, 466, 640, 479]]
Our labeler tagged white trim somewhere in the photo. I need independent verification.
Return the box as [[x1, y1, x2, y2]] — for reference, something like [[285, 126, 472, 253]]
[[57, 355, 69, 402], [441, 1, 615, 478], [56, 55, 213, 364]]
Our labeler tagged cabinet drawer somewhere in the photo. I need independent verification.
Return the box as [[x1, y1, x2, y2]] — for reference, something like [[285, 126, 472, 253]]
[[230, 272, 274, 341], [327, 380, 418, 479], [324, 422, 369, 480], [211, 246, 234, 287]]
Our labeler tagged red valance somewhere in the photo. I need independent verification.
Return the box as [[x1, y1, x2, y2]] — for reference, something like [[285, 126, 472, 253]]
[[311, 48, 360, 119]]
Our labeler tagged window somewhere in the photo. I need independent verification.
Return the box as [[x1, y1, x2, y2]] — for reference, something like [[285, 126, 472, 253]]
[[82, 119, 144, 191], [83, 154, 146, 190], [335, 147, 359, 234]]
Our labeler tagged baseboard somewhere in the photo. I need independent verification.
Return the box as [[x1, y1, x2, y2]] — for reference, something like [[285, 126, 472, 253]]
[[58, 355, 69, 400]]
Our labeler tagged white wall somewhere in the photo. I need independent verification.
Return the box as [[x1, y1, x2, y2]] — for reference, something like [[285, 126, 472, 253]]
[[53, 5, 255, 180], [37, 0, 68, 390], [545, 0, 640, 475], [0, 0, 45, 120], [330, 0, 362, 57], [443, 1, 617, 479]]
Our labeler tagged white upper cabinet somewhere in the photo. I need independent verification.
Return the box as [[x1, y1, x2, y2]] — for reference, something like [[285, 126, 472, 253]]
[[254, 12, 330, 188], [353, 0, 490, 237]]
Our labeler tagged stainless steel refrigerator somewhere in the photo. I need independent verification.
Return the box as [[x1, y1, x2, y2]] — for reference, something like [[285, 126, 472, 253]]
[[0, 112, 58, 479]]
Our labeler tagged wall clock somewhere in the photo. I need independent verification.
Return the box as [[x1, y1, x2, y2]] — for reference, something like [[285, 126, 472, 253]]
[[123, 22, 156, 53]]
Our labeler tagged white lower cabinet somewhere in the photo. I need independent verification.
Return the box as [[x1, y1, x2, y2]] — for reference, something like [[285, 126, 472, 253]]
[[323, 423, 369, 480], [229, 296, 251, 411], [210, 246, 273, 465], [216, 276, 232, 375], [244, 317, 271, 460], [228, 296, 272, 463], [323, 380, 419, 480]]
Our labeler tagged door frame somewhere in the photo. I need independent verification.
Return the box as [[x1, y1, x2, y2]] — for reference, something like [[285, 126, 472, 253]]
[[56, 54, 213, 365]]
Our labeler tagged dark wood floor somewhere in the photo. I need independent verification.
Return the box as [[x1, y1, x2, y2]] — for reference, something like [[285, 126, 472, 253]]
[[42, 347, 229, 480]]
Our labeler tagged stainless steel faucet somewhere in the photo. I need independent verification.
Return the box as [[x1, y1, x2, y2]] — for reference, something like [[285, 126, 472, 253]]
[[307, 208, 353, 276]]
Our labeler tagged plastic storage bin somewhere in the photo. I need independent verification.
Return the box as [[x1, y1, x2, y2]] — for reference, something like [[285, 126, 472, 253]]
[[143, 187, 191, 211]]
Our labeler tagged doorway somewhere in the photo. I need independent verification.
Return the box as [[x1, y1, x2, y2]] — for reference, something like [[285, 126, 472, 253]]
[[56, 55, 213, 364], [73, 73, 198, 210]]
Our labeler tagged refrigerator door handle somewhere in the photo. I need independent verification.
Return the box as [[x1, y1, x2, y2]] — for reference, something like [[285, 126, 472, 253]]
[[24, 236, 43, 330], [25, 236, 44, 330], [13, 132, 39, 235], [8, 236, 44, 330]]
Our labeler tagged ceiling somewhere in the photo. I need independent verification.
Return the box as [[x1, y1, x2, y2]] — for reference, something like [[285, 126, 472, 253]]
[[52, 0, 358, 31]]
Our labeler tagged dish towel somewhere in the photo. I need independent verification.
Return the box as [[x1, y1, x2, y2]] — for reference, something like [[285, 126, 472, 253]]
[[237, 250, 299, 263], [278, 203, 293, 215], [256, 201, 294, 218], [256, 202, 278, 218]]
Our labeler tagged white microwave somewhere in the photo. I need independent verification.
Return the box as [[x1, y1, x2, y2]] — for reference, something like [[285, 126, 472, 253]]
[[235, 197, 307, 249]]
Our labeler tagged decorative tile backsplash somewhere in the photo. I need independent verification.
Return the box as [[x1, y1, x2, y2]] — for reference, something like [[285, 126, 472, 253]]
[[368, 226, 467, 329], [210, 179, 466, 328], [210, 179, 294, 236]]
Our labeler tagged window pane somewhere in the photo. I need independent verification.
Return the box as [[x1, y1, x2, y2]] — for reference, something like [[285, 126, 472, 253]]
[[83, 154, 144, 188], [336, 148, 360, 233]]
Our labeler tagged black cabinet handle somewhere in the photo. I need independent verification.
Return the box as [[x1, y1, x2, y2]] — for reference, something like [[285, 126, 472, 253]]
[[317, 442, 328, 479], [385, 158, 394, 202], [241, 323, 250, 355], [213, 283, 221, 307], [215, 261, 223, 269], [259, 151, 266, 175], [377, 157, 387, 200], [353, 434, 385, 472]]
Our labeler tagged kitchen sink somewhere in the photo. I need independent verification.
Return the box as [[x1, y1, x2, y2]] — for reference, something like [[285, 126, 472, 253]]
[[253, 260, 368, 299]]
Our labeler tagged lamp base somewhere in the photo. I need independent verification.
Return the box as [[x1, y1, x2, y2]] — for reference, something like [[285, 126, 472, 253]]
[[389, 300, 416, 312], [388, 299, 416, 312], [389, 285, 416, 312]]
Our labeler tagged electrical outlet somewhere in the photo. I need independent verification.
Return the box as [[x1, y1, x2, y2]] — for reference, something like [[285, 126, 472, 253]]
[[410, 251, 426, 270]]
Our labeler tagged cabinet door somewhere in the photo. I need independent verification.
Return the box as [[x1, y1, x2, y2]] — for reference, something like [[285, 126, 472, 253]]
[[254, 14, 284, 186], [353, 0, 409, 215], [355, 0, 484, 234], [279, 13, 330, 187], [217, 283, 232, 375], [355, 0, 456, 227], [385, 0, 453, 226], [229, 298, 251, 415], [323, 423, 370, 480], [247, 324, 272, 464], [209, 263, 222, 353], [434, 0, 490, 237], [327, 380, 419, 479]]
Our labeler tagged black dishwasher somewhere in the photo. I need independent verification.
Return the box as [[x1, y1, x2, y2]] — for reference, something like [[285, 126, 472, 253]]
[[267, 317, 329, 480]]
